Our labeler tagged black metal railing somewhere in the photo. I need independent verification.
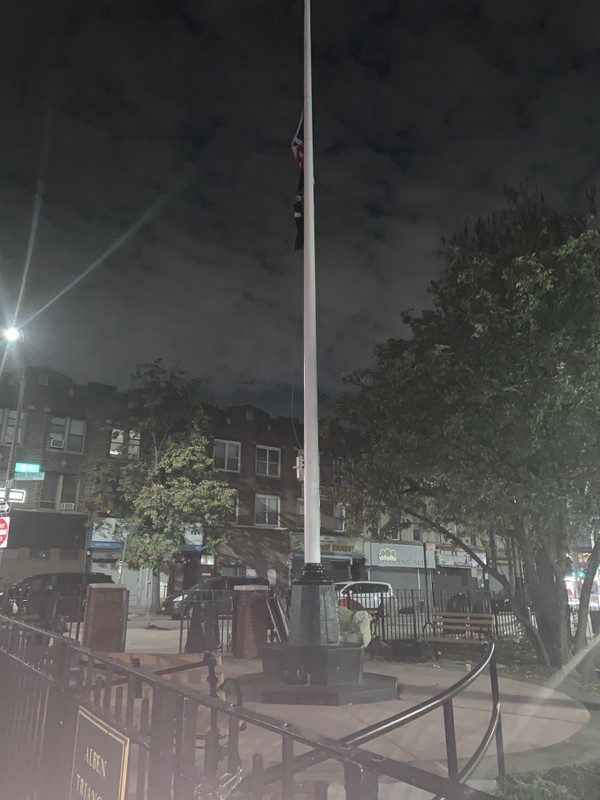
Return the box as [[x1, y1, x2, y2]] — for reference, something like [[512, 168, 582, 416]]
[[334, 588, 529, 643], [0, 614, 502, 800], [178, 590, 236, 654]]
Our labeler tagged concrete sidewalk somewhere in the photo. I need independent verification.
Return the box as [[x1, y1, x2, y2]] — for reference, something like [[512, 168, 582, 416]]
[[220, 658, 590, 775], [123, 625, 594, 787]]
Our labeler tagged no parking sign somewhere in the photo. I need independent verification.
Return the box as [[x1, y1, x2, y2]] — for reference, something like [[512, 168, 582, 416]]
[[0, 516, 9, 548]]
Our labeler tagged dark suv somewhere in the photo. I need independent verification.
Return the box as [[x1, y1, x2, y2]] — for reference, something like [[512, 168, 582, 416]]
[[162, 575, 269, 619], [0, 571, 114, 620]]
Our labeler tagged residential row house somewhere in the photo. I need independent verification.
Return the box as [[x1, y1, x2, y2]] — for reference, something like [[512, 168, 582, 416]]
[[0, 365, 493, 606], [0, 367, 116, 587], [0, 368, 367, 603]]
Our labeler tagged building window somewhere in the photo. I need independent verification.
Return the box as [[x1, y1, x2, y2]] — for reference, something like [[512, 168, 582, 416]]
[[412, 518, 422, 542], [255, 495, 280, 527], [256, 446, 280, 478], [40, 473, 79, 511], [0, 409, 25, 445], [334, 502, 346, 533], [470, 534, 478, 548], [296, 498, 304, 529], [385, 523, 400, 541], [228, 492, 239, 523], [110, 429, 140, 459], [47, 417, 86, 453], [213, 440, 240, 472]]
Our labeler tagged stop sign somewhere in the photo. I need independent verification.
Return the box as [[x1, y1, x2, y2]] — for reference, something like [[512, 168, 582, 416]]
[[0, 516, 10, 548]]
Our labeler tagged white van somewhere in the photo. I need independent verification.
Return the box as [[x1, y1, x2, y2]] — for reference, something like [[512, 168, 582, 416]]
[[333, 580, 392, 610]]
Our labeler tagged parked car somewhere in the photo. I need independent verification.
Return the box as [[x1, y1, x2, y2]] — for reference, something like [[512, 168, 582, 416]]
[[162, 575, 269, 619], [333, 580, 393, 611], [0, 571, 114, 620]]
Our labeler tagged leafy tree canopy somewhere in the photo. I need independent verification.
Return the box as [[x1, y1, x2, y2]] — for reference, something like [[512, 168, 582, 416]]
[[338, 188, 600, 666], [91, 362, 235, 606]]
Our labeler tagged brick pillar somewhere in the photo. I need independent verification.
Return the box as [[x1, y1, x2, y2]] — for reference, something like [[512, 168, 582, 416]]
[[82, 584, 129, 651], [232, 586, 269, 658]]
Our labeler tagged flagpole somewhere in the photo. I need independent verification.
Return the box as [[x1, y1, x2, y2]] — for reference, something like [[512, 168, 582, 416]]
[[302, 0, 321, 569], [251, 0, 395, 703]]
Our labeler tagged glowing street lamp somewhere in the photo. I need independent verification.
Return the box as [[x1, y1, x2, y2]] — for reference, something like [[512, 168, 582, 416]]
[[3, 328, 22, 343]]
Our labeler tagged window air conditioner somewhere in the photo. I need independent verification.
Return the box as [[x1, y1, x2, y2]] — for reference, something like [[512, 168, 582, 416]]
[[49, 438, 65, 449], [60, 502, 76, 511]]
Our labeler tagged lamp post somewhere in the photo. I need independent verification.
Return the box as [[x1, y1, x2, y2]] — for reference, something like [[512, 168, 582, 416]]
[[2, 328, 26, 506]]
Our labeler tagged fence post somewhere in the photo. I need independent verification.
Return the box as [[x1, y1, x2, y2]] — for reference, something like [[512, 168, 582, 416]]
[[443, 699, 459, 782], [252, 753, 265, 800], [411, 590, 417, 640], [344, 764, 378, 800], [489, 654, 506, 777]]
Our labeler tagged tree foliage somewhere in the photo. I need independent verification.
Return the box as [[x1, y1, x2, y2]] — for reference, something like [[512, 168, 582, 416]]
[[91, 361, 235, 606], [338, 189, 600, 667]]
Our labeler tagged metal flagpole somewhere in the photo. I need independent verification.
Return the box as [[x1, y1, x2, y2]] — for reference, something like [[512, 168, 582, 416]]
[[250, 0, 396, 703], [302, 0, 321, 568]]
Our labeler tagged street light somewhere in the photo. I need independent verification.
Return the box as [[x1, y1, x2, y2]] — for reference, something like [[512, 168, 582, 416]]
[[2, 328, 26, 504], [3, 328, 22, 343]]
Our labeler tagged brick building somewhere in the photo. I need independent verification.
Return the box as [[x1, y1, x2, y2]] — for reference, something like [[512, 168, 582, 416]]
[[199, 404, 365, 591], [0, 366, 364, 598], [0, 367, 116, 587]]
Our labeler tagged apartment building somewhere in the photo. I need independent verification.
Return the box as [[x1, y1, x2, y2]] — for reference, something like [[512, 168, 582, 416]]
[[0, 367, 116, 586], [201, 404, 365, 589], [0, 365, 365, 597]]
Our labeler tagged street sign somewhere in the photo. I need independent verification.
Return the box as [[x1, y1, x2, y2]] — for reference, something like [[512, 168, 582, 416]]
[[15, 463, 41, 474], [0, 488, 26, 503], [15, 472, 45, 481], [0, 517, 10, 548]]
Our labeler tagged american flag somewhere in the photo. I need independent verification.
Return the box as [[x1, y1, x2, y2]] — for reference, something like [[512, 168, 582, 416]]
[[291, 114, 304, 168], [292, 114, 304, 250]]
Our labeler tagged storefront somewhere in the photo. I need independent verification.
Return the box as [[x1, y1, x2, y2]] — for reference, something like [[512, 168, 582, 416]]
[[434, 544, 487, 595], [290, 534, 365, 582], [365, 541, 436, 591], [88, 518, 210, 608]]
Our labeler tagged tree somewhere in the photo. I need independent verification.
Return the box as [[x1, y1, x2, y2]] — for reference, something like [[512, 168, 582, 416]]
[[92, 361, 235, 614], [338, 189, 600, 667]]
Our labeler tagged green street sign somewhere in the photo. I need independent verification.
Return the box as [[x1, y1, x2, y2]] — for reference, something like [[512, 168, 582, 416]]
[[15, 463, 41, 474], [16, 472, 45, 481]]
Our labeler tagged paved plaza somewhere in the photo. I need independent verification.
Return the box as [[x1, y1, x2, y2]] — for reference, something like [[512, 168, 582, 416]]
[[125, 621, 595, 789]]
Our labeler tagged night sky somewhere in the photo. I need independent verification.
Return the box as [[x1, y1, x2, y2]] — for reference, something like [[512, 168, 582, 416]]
[[1, 1, 598, 412]]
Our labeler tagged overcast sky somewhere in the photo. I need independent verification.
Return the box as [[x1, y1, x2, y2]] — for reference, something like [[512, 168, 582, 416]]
[[1, 0, 599, 412]]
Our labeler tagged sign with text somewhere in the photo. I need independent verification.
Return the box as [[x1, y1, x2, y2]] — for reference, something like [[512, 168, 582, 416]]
[[70, 707, 129, 800], [15, 471, 45, 481], [0, 517, 9, 548], [290, 533, 364, 558], [15, 462, 41, 473], [435, 546, 487, 569], [0, 487, 25, 503], [369, 541, 436, 569]]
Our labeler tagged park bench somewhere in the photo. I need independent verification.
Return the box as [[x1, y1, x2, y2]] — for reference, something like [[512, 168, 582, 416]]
[[422, 611, 495, 643]]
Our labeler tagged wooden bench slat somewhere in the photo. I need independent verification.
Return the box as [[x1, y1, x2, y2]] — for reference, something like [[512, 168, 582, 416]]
[[422, 610, 494, 643]]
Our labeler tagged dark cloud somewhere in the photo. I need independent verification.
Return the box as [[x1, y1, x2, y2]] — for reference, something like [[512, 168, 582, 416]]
[[0, 0, 599, 410]]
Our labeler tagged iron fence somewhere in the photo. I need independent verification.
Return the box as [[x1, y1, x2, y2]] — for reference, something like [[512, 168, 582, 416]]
[[335, 588, 529, 643], [0, 613, 502, 800], [178, 590, 237, 655]]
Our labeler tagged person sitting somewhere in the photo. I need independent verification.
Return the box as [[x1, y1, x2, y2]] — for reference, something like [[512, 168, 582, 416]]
[[338, 605, 372, 648]]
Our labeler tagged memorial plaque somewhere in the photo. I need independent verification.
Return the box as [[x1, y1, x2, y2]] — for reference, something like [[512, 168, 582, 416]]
[[70, 707, 129, 800]]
